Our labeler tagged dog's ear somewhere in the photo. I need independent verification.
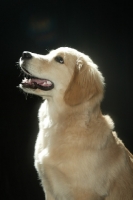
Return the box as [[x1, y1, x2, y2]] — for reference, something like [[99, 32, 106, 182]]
[[64, 58, 104, 106]]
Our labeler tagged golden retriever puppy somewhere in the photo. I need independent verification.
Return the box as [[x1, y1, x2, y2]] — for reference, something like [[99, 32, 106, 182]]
[[19, 47, 133, 200]]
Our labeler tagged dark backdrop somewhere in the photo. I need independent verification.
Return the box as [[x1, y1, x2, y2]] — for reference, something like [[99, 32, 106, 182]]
[[1, 1, 133, 199]]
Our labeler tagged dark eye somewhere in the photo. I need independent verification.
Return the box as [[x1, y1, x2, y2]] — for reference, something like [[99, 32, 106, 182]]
[[54, 56, 64, 64]]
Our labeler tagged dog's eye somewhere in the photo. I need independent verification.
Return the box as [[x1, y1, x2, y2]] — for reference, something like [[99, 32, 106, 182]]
[[54, 56, 64, 64]]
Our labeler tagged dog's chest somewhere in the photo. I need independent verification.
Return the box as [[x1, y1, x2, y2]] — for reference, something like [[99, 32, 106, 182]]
[[35, 103, 110, 197], [36, 105, 90, 177], [34, 125, 109, 199]]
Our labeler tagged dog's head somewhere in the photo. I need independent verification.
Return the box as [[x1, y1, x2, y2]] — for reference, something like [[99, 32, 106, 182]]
[[19, 47, 104, 107]]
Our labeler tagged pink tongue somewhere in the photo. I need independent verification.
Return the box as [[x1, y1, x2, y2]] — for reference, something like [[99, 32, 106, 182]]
[[22, 78, 52, 86], [31, 78, 52, 86], [31, 79, 45, 84]]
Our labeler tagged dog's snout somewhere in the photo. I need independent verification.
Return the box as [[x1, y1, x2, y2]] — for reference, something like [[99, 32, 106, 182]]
[[22, 51, 32, 60]]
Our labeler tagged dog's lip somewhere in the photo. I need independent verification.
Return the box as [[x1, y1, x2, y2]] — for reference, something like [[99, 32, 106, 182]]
[[21, 67, 54, 91]]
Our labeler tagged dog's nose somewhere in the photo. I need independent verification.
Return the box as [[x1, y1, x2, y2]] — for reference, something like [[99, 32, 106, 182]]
[[22, 51, 32, 60]]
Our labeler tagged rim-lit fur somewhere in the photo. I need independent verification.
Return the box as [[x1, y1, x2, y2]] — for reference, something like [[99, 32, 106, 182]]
[[19, 47, 133, 200]]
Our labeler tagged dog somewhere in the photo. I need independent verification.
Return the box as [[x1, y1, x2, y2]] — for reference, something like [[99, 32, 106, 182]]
[[19, 47, 133, 200]]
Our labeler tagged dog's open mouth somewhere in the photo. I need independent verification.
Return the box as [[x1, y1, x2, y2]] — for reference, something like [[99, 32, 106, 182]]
[[21, 69, 54, 91]]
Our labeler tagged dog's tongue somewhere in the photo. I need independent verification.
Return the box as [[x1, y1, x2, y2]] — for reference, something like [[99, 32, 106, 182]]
[[22, 78, 52, 86]]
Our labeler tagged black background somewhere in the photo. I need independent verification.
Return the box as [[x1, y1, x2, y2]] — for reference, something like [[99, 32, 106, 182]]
[[1, 0, 133, 199]]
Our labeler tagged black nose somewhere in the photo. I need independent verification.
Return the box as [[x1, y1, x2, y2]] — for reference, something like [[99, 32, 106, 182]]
[[22, 51, 32, 60]]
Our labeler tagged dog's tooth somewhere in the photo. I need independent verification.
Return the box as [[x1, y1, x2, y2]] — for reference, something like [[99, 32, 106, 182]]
[[22, 77, 27, 83], [43, 82, 47, 85], [47, 80, 52, 85]]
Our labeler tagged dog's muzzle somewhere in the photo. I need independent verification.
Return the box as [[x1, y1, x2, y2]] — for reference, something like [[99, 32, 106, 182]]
[[19, 51, 54, 91]]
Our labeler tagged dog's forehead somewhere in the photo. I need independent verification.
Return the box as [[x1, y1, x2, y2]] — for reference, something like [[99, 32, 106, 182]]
[[49, 47, 94, 65], [50, 47, 79, 57]]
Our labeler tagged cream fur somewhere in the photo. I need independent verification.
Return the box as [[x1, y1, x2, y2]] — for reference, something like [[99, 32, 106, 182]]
[[19, 47, 133, 200]]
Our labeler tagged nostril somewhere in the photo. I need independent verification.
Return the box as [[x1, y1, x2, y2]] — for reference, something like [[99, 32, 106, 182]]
[[22, 51, 32, 60]]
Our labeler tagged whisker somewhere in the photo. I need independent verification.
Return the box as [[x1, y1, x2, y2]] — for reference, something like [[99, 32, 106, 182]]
[[16, 62, 20, 70], [18, 71, 23, 78], [24, 92, 28, 100]]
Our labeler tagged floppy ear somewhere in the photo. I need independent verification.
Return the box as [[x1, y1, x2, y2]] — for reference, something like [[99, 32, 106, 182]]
[[64, 58, 104, 106]]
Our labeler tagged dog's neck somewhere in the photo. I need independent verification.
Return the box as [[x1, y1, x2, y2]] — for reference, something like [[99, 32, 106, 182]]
[[38, 98, 102, 130]]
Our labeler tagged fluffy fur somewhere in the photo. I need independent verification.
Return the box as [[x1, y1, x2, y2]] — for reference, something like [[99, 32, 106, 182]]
[[19, 47, 133, 200]]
